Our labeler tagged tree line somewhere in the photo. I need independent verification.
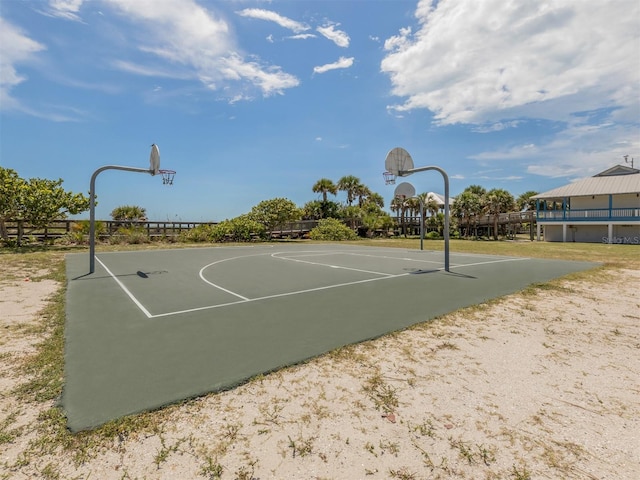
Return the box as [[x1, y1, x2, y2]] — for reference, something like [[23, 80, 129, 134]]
[[0, 167, 90, 246], [1, 166, 539, 246]]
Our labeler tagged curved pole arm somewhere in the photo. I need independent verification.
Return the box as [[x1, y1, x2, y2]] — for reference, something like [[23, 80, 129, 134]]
[[399, 166, 450, 272], [89, 165, 153, 273]]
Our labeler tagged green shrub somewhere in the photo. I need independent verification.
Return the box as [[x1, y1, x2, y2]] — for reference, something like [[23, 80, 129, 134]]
[[212, 217, 267, 242], [111, 226, 149, 244], [57, 221, 105, 245], [426, 231, 440, 239], [309, 218, 357, 241], [180, 224, 214, 243], [181, 217, 267, 243]]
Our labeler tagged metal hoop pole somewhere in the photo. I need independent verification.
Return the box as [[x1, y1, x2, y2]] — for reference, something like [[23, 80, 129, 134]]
[[89, 165, 153, 274], [398, 166, 450, 272]]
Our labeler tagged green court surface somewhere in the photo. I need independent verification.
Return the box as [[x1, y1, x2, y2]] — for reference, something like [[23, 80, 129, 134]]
[[63, 244, 596, 432]]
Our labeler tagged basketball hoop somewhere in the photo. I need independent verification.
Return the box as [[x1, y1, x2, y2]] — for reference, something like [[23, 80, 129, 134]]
[[158, 169, 176, 185], [383, 171, 396, 185]]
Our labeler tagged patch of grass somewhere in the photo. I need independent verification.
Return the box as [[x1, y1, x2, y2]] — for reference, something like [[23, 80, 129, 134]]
[[287, 434, 315, 458], [435, 341, 459, 351], [233, 459, 258, 480], [449, 438, 496, 466], [411, 419, 436, 438], [0, 410, 22, 445], [362, 372, 399, 414], [510, 464, 532, 480], [379, 439, 400, 456], [154, 434, 190, 469], [388, 467, 417, 479], [199, 456, 224, 479]]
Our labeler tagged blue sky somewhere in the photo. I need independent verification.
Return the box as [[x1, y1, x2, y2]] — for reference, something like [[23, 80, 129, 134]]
[[1, 0, 639, 221]]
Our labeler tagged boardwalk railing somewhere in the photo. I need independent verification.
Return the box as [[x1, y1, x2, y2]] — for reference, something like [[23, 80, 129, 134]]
[[536, 207, 640, 222]]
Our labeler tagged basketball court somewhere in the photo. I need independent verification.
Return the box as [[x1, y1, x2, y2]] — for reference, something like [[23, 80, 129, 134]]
[[63, 244, 596, 431]]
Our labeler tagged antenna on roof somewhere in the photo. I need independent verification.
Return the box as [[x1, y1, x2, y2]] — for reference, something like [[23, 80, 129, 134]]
[[623, 155, 634, 168]]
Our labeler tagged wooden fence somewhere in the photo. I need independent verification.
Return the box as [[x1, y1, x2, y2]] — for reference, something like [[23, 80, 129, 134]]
[[2, 220, 215, 241], [1, 219, 321, 242], [2, 211, 536, 243]]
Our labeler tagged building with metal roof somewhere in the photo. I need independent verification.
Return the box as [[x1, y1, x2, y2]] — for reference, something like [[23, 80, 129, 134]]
[[532, 165, 640, 243]]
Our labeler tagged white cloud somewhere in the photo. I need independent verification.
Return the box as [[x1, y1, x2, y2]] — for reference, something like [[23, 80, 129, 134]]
[[236, 8, 309, 33], [317, 23, 350, 47], [382, 0, 640, 178], [313, 56, 354, 74], [0, 17, 46, 111], [112, 60, 193, 80], [475, 121, 640, 178], [288, 33, 316, 41], [472, 121, 521, 133], [381, 0, 640, 126], [46, 0, 84, 21], [103, 0, 299, 97]]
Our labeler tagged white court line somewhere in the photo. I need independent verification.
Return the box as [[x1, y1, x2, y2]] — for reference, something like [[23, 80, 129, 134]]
[[99, 250, 531, 319], [198, 269, 249, 301], [280, 251, 443, 266], [449, 257, 529, 269], [151, 272, 410, 318], [271, 252, 393, 277], [95, 257, 153, 318]]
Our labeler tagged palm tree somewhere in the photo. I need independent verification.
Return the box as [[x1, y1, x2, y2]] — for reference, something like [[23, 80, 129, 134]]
[[452, 191, 482, 238], [517, 190, 539, 211], [312, 178, 338, 202], [466, 184, 487, 197], [110, 205, 147, 226], [416, 193, 429, 231], [366, 192, 385, 209], [355, 184, 372, 207], [390, 196, 408, 236], [337, 175, 362, 206], [484, 188, 515, 240]]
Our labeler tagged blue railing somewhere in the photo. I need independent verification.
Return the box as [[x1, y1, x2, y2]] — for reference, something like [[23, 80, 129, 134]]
[[537, 207, 640, 221]]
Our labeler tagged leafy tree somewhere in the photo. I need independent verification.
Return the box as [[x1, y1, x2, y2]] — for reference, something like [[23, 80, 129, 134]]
[[483, 188, 515, 240], [337, 175, 362, 206], [302, 200, 323, 220], [248, 198, 301, 231], [0, 167, 90, 245], [361, 211, 394, 237], [302, 200, 342, 220], [110, 205, 147, 223], [0, 167, 24, 241], [516, 190, 539, 211], [312, 178, 338, 202]]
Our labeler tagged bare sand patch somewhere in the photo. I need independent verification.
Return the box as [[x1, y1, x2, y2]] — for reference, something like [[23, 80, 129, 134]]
[[0, 266, 638, 479]]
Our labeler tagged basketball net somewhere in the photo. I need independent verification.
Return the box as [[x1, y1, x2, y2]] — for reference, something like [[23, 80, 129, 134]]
[[383, 171, 396, 185]]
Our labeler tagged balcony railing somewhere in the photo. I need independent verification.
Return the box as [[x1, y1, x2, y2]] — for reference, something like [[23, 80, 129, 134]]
[[537, 207, 640, 222]]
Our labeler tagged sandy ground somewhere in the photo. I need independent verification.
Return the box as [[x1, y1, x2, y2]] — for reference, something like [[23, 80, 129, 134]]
[[0, 263, 639, 479]]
